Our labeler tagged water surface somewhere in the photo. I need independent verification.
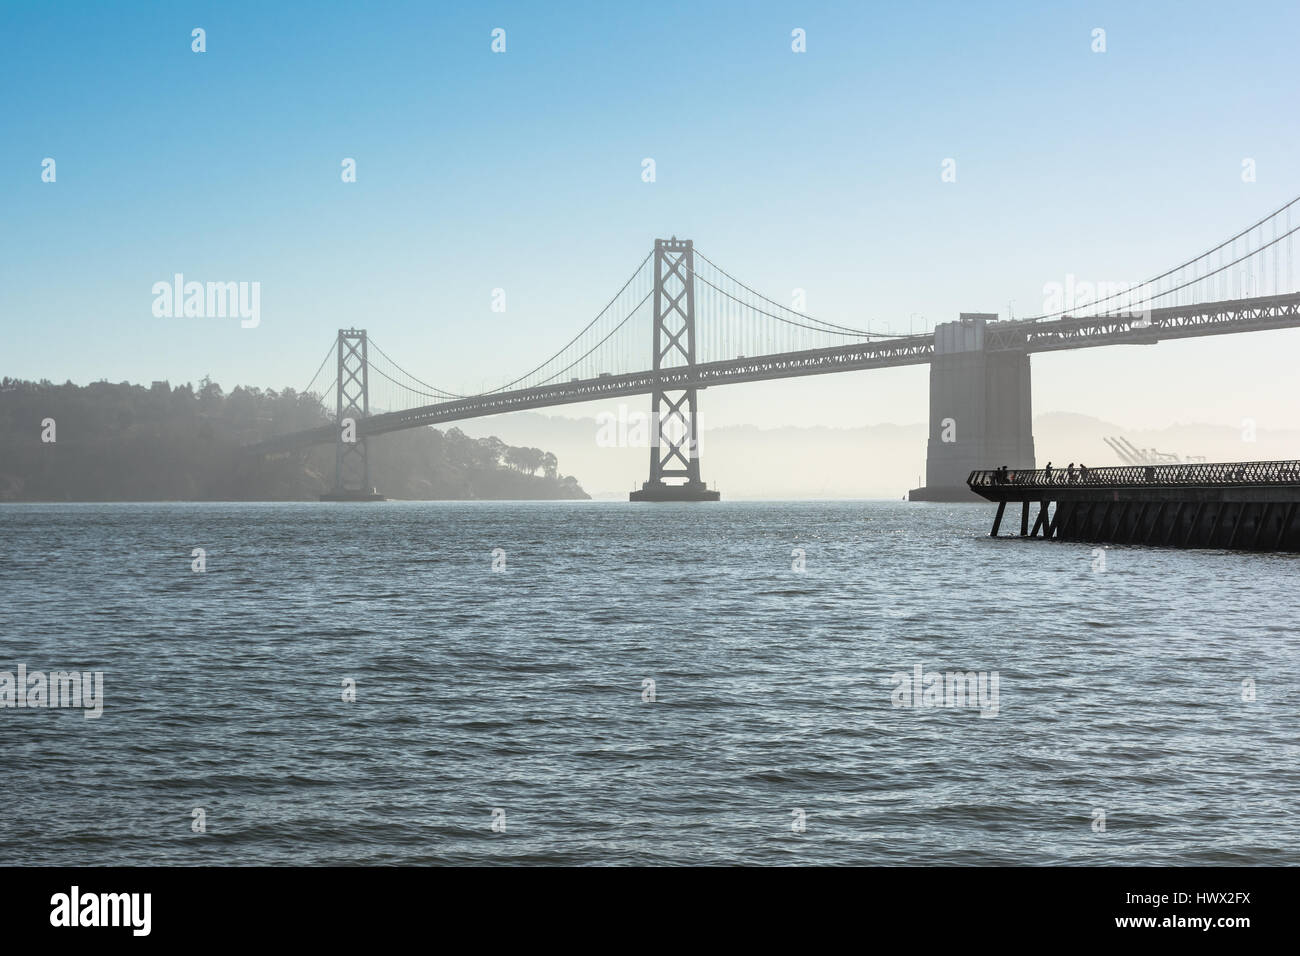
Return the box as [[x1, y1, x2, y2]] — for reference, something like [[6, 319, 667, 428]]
[[1, 500, 1296, 865]]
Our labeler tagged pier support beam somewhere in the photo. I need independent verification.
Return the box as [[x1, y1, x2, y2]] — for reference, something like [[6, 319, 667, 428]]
[[990, 501, 1006, 536], [1029, 501, 1049, 537]]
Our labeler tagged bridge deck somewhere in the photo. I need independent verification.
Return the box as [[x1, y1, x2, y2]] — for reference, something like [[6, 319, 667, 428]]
[[251, 291, 1300, 456]]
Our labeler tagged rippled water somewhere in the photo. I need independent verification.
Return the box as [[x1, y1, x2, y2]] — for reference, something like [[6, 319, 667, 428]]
[[1, 500, 1296, 865]]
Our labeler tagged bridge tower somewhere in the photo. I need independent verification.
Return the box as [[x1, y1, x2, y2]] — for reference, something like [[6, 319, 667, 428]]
[[630, 238, 720, 501], [909, 313, 1035, 501], [322, 328, 385, 502]]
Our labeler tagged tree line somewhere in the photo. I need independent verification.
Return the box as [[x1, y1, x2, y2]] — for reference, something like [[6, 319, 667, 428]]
[[0, 377, 588, 501]]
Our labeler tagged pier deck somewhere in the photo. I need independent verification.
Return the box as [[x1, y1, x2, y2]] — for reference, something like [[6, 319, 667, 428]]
[[967, 460, 1300, 550]]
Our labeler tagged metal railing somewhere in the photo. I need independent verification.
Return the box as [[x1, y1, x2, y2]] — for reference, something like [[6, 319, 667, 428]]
[[968, 460, 1300, 488]]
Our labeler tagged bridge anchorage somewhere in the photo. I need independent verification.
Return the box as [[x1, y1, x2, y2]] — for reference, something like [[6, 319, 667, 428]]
[[631, 238, 720, 502], [320, 328, 386, 501]]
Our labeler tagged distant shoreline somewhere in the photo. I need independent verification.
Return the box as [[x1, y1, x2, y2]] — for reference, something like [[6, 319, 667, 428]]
[[0, 496, 599, 504]]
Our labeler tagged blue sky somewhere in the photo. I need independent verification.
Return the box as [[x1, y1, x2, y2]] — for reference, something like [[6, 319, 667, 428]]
[[3, 0, 1299, 430]]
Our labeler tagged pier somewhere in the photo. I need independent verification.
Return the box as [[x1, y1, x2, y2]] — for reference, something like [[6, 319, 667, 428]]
[[968, 460, 1300, 550]]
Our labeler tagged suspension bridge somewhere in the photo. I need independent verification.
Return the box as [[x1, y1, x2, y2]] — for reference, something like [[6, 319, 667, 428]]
[[249, 197, 1300, 501]]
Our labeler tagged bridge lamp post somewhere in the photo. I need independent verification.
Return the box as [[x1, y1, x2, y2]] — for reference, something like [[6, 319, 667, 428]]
[[910, 312, 926, 335]]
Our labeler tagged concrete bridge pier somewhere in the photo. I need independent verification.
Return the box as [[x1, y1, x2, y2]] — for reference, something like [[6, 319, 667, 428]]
[[909, 313, 1035, 502]]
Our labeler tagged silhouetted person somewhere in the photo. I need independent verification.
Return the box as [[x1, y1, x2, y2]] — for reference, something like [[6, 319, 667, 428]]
[[1067, 462, 1075, 482], [1044, 461, 1053, 483], [1079, 463, 1089, 483]]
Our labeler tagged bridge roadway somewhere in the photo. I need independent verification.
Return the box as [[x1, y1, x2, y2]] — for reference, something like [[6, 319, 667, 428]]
[[252, 291, 1300, 455]]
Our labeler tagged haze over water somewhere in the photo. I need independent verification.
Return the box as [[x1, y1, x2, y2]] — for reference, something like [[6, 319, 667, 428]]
[[2, 500, 1296, 865]]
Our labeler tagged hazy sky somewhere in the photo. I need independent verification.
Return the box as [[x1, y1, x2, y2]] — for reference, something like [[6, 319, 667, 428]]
[[3, 0, 1298, 433]]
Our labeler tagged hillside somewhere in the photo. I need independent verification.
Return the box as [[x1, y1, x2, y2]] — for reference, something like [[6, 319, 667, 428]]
[[0, 378, 588, 501]]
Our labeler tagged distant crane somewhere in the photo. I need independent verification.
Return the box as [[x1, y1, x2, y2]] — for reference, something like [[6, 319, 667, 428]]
[[1103, 435, 1207, 466]]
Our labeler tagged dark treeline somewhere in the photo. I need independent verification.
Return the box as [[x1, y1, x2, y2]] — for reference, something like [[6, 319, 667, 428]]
[[0, 378, 589, 501]]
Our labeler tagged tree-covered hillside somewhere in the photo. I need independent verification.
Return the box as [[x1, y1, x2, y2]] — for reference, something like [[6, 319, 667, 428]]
[[0, 378, 588, 501]]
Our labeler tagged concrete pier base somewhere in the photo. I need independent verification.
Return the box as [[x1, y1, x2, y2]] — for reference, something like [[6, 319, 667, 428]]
[[909, 313, 1035, 502], [629, 481, 720, 502], [907, 484, 982, 502]]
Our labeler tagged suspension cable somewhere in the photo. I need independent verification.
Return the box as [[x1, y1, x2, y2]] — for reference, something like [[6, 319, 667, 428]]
[[523, 289, 653, 388], [693, 248, 886, 337], [368, 338, 463, 399], [686, 262, 899, 339], [300, 343, 335, 396], [1117, 219, 1300, 314], [1023, 193, 1300, 320], [367, 362, 458, 401], [483, 250, 655, 393]]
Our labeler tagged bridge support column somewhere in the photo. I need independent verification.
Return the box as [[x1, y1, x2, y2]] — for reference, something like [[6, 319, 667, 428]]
[[322, 328, 385, 502], [909, 313, 1034, 502], [631, 238, 720, 502]]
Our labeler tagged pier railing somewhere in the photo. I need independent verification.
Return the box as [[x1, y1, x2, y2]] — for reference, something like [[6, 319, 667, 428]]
[[968, 460, 1300, 488]]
